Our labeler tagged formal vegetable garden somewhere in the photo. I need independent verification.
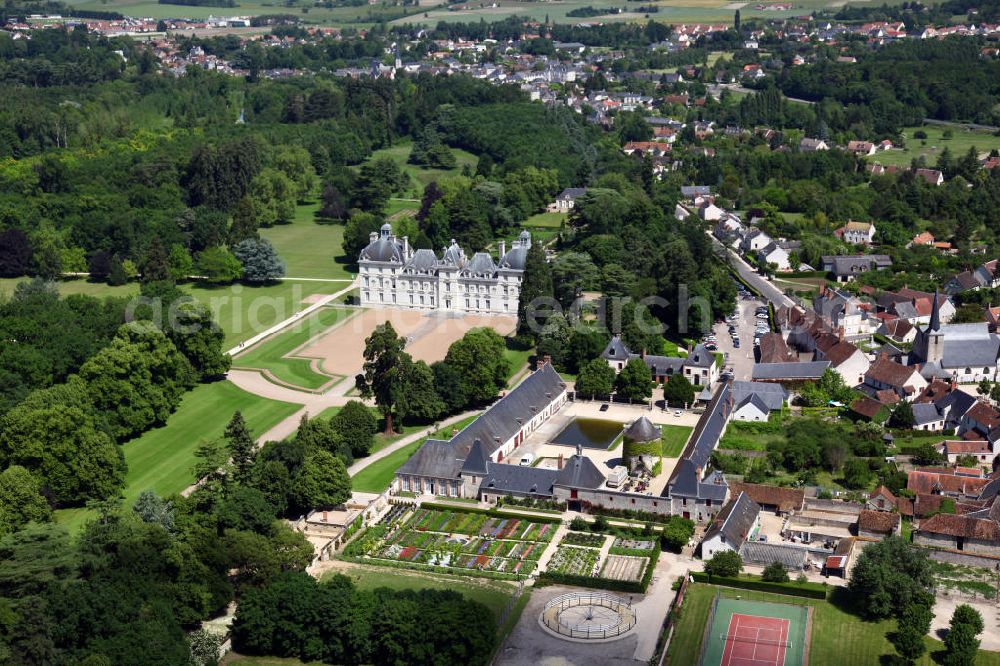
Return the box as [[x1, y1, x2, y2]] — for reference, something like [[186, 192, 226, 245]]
[[547, 545, 601, 576], [560, 531, 608, 548], [343, 507, 555, 577]]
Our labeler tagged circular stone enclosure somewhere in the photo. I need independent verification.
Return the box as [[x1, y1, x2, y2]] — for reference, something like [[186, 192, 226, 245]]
[[539, 591, 637, 641]]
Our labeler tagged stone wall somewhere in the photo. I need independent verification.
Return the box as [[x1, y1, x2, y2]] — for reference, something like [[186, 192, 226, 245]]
[[926, 547, 1000, 570]]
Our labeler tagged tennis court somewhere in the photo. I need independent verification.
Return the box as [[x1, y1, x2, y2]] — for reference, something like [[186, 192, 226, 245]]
[[700, 593, 811, 666]]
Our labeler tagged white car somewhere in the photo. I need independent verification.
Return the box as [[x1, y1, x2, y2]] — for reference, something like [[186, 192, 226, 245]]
[[674, 410, 682, 417]]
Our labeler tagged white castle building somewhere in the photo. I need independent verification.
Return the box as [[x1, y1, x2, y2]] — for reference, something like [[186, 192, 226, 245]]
[[359, 223, 530, 315]]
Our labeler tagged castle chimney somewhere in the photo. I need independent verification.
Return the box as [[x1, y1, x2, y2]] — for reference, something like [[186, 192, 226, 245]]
[[838, 326, 845, 341], [369, 231, 378, 243], [695, 465, 703, 478], [541, 355, 552, 367], [403, 236, 410, 259], [499, 239, 506, 257]]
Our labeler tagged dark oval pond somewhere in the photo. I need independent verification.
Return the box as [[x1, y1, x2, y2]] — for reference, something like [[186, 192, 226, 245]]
[[550, 418, 624, 450]]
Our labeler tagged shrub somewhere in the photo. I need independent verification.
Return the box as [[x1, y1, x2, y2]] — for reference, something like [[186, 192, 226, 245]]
[[762, 561, 789, 583], [705, 550, 743, 578], [690, 571, 828, 599], [570, 517, 589, 531]]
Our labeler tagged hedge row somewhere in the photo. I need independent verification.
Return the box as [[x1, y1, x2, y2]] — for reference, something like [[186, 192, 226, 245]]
[[420, 502, 563, 524], [690, 572, 828, 599]]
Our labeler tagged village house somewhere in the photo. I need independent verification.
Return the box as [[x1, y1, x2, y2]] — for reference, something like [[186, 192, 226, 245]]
[[552, 187, 587, 212], [846, 140, 877, 156], [915, 504, 1000, 557], [701, 491, 761, 558], [600, 336, 720, 386], [938, 440, 995, 465], [944, 259, 1000, 294], [857, 509, 901, 539], [728, 482, 804, 515], [863, 353, 928, 402], [834, 221, 876, 245], [799, 137, 829, 152], [821, 254, 893, 282], [877, 288, 955, 326], [757, 240, 801, 272]]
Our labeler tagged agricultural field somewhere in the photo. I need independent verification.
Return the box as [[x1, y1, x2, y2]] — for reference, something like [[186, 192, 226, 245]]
[[547, 545, 601, 576], [345, 506, 556, 577], [61, 0, 424, 24], [872, 125, 1000, 168], [259, 200, 354, 280], [54, 379, 301, 533]]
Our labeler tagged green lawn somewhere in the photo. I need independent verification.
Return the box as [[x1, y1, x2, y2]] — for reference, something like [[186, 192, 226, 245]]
[[667, 583, 1000, 666], [0, 277, 139, 299], [350, 415, 480, 493], [259, 201, 353, 280], [232, 306, 356, 390], [55, 380, 300, 534], [504, 346, 534, 383], [181, 280, 343, 349], [523, 211, 567, 229], [661, 424, 693, 457], [0, 276, 347, 350], [386, 198, 421, 219], [873, 125, 1000, 168], [316, 405, 422, 454], [325, 565, 516, 617], [362, 141, 478, 197]]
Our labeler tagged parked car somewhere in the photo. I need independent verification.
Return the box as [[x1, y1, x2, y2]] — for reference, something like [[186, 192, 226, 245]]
[[519, 453, 535, 466], [734, 339, 741, 348], [674, 410, 682, 417], [599, 403, 609, 412]]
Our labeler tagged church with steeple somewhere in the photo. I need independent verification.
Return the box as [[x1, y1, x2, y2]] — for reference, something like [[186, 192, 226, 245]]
[[358, 224, 530, 315], [913, 290, 1000, 382]]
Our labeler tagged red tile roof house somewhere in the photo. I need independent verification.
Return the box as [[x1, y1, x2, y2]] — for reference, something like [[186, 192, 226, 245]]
[[857, 509, 901, 539], [938, 440, 994, 465], [915, 506, 1000, 555], [863, 353, 928, 402], [907, 470, 990, 498]]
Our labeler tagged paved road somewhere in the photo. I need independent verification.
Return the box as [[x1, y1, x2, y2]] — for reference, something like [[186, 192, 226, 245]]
[[712, 298, 764, 381], [706, 231, 795, 310]]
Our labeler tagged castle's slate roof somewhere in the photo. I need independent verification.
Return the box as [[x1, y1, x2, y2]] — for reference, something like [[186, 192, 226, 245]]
[[687, 344, 716, 368], [441, 240, 465, 266], [361, 236, 404, 263], [665, 383, 731, 500], [403, 248, 438, 273], [499, 245, 528, 271], [463, 252, 497, 277], [601, 336, 631, 361], [624, 416, 661, 443]]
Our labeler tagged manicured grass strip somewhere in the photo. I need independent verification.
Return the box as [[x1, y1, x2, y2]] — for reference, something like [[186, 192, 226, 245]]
[[259, 201, 353, 280], [870, 125, 1000, 168], [522, 211, 566, 228], [504, 346, 533, 382], [0, 277, 139, 299], [0, 277, 344, 350], [55, 380, 301, 534], [181, 280, 340, 349], [350, 415, 480, 493], [329, 565, 516, 618], [661, 424, 694, 457], [233, 306, 355, 390]]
